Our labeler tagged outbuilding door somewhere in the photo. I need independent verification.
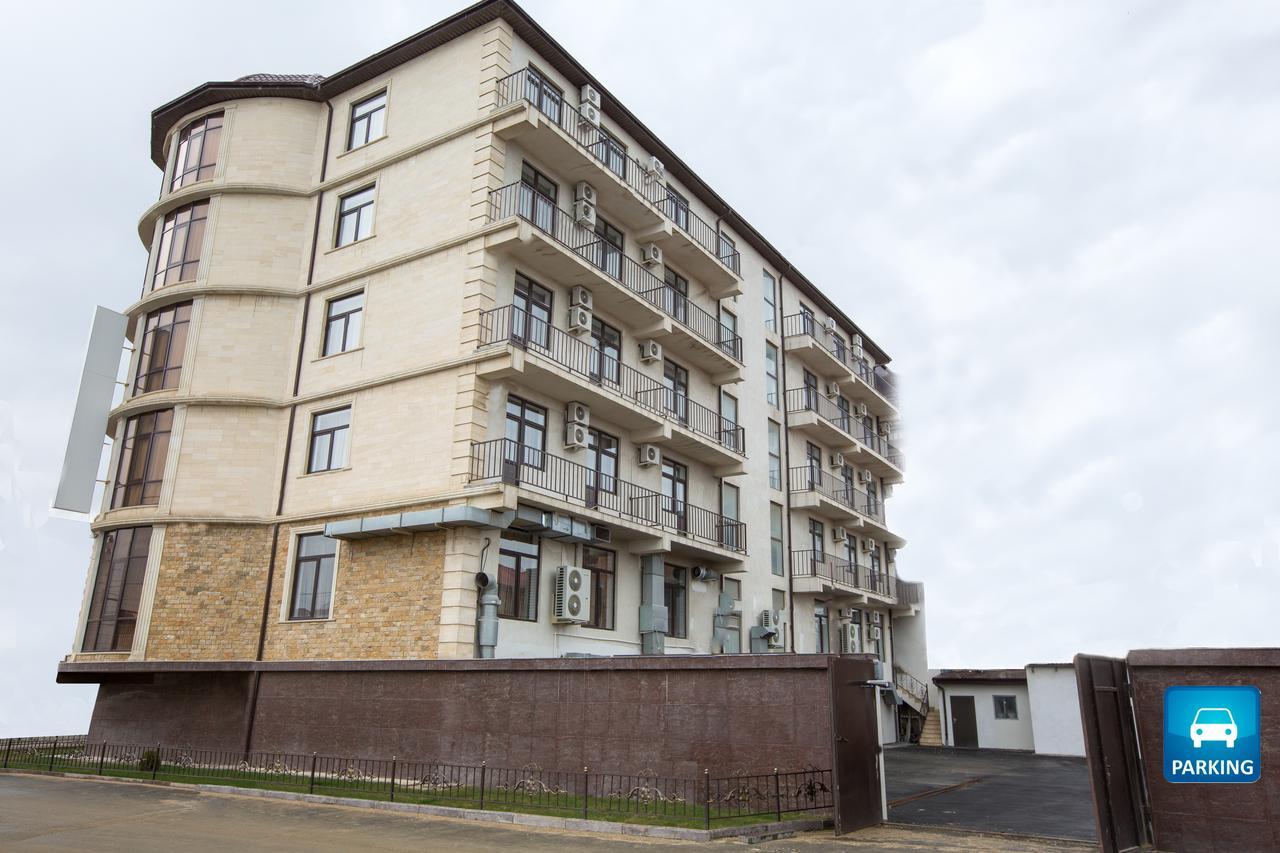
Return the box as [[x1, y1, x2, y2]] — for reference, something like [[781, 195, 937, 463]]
[[950, 695, 979, 748], [829, 656, 884, 835]]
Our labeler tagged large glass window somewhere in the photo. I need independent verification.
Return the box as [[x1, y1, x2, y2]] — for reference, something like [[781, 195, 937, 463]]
[[308, 407, 351, 473], [323, 291, 364, 356], [519, 162, 558, 233], [815, 604, 830, 654], [586, 427, 618, 498], [111, 409, 173, 508], [720, 481, 740, 550], [593, 216, 624, 279], [663, 564, 687, 639], [665, 183, 689, 230], [762, 270, 778, 333], [504, 395, 547, 468], [770, 503, 785, 575], [767, 421, 782, 490], [498, 531, 539, 621], [809, 518, 825, 559], [717, 232, 737, 265], [523, 65, 563, 124], [171, 112, 223, 191], [582, 546, 615, 630], [133, 301, 191, 394], [718, 306, 738, 357], [592, 125, 626, 178], [663, 267, 688, 324], [513, 272, 552, 349], [662, 359, 689, 423], [152, 201, 209, 289], [765, 342, 779, 407], [590, 317, 621, 385], [661, 459, 688, 533], [348, 91, 388, 150], [719, 390, 739, 451], [82, 526, 151, 652], [336, 186, 376, 246], [289, 533, 337, 620]]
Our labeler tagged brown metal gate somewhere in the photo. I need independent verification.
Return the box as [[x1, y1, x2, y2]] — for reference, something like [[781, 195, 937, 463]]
[[1075, 654, 1152, 852], [828, 655, 884, 835]]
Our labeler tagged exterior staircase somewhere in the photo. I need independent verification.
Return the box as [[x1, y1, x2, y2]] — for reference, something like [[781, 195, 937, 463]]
[[893, 666, 930, 717], [918, 707, 944, 747]]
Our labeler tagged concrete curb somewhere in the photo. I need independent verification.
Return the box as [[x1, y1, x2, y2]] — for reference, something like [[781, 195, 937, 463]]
[[0, 768, 830, 842]]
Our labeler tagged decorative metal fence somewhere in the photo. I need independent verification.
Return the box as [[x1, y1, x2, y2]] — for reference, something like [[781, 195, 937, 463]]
[[1, 735, 831, 828]]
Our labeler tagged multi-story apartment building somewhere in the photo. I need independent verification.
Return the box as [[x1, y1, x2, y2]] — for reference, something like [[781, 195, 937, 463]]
[[58, 0, 928, 744]]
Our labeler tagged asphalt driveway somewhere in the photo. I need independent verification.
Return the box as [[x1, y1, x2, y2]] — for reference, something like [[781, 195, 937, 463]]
[[884, 746, 1096, 842]]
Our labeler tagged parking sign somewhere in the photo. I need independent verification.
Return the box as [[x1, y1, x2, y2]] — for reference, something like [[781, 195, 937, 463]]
[[1163, 685, 1261, 784]]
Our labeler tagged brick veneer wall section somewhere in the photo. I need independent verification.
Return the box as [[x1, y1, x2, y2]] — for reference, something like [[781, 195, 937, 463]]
[[87, 672, 254, 749], [68, 655, 872, 777], [1126, 648, 1280, 853]]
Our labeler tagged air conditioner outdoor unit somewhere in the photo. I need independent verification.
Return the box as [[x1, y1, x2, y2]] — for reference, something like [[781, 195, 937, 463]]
[[832, 526, 848, 543], [553, 565, 592, 624], [759, 609, 785, 649], [638, 339, 663, 363], [641, 243, 664, 266], [867, 625, 882, 642], [857, 467, 874, 484], [839, 623, 860, 655], [578, 103, 601, 127], [825, 382, 840, 398], [823, 317, 836, 334], [855, 402, 870, 418], [851, 344, 865, 361], [564, 422, 588, 450], [862, 537, 877, 553], [580, 84, 602, 109], [567, 306, 592, 334], [869, 611, 883, 625], [637, 443, 661, 467], [878, 421, 892, 437], [647, 155, 665, 178], [829, 452, 846, 470], [575, 182, 597, 205], [883, 484, 894, 499], [593, 524, 612, 543], [573, 199, 596, 228], [570, 285, 594, 311], [851, 334, 863, 348], [566, 401, 590, 426]]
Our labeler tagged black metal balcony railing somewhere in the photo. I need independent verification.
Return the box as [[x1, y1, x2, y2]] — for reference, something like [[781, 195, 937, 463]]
[[488, 183, 743, 364], [781, 313, 899, 405], [790, 550, 892, 599], [478, 306, 744, 454], [494, 68, 742, 278], [470, 438, 746, 552], [787, 466, 886, 525], [783, 388, 904, 469], [894, 667, 930, 714]]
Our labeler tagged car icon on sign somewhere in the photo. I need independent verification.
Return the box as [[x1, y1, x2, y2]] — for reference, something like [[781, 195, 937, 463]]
[[1191, 707, 1236, 748]]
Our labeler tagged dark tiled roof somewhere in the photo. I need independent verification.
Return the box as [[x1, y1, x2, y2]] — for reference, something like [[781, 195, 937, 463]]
[[934, 669, 1028, 683], [235, 73, 325, 85]]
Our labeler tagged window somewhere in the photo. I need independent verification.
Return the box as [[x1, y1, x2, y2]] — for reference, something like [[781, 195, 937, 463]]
[[308, 407, 351, 473], [809, 518, 826, 559], [663, 359, 689, 423], [289, 533, 337, 620], [661, 459, 688, 533], [322, 291, 364, 356], [720, 481, 740, 550], [719, 390, 739, 451], [111, 409, 173, 508], [504, 395, 547, 468], [523, 65, 563, 124], [152, 201, 209, 289], [762, 270, 778, 333], [717, 232, 737, 265], [336, 186, 375, 246], [799, 303, 815, 336], [133, 301, 191, 394], [663, 564, 687, 638], [592, 125, 626, 178], [663, 267, 689, 324], [665, 183, 689, 230], [765, 342, 779, 407], [767, 421, 782, 490], [498, 531, 539, 620], [593, 215, 624, 279], [719, 576, 743, 654], [513, 272, 552, 349], [805, 441, 823, 488], [171, 112, 223, 191], [347, 91, 387, 150], [770, 503, 785, 576], [718, 306, 738, 357], [803, 369, 819, 411], [869, 538, 882, 582], [836, 394, 851, 434], [815, 604, 830, 654], [590, 317, 622, 385], [519, 162, 558, 232], [994, 695, 1019, 720], [82, 526, 151, 652], [582, 546, 615, 629], [772, 588, 786, 616], [586, 427, 618, 497]]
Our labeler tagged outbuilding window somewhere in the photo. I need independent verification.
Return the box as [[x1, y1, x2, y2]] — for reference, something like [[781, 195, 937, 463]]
[[994, 695, 1019, 720]]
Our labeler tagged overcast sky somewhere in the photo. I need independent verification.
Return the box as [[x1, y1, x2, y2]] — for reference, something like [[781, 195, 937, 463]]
[[2, 0, 1278, 737]]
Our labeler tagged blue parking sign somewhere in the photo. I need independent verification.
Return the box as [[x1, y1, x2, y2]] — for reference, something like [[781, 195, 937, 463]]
[[1163, 685, 1261, 783]]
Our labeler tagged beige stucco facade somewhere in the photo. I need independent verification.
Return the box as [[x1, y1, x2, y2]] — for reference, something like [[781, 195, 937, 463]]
[[67, 3, 926, 740]]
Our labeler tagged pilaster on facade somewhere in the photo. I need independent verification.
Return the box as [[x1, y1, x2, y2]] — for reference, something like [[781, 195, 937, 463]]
[[437, 526, 486, 659]]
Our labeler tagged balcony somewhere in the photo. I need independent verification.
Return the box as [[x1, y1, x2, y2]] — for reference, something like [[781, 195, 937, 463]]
[[786, 466, 905, 548], [485, 183, 743, 380], [783, 388, 903, 483], [476, 306, 746, 474], [781, 313, 899, 414], [469, 438, 746, 563], [492, 69, 741, 295], [790, 550, 896, 604]]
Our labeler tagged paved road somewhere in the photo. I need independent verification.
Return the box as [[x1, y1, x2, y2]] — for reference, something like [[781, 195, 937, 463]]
[[884, 747, 1096, 842], [0, 772, 1089, 852]]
